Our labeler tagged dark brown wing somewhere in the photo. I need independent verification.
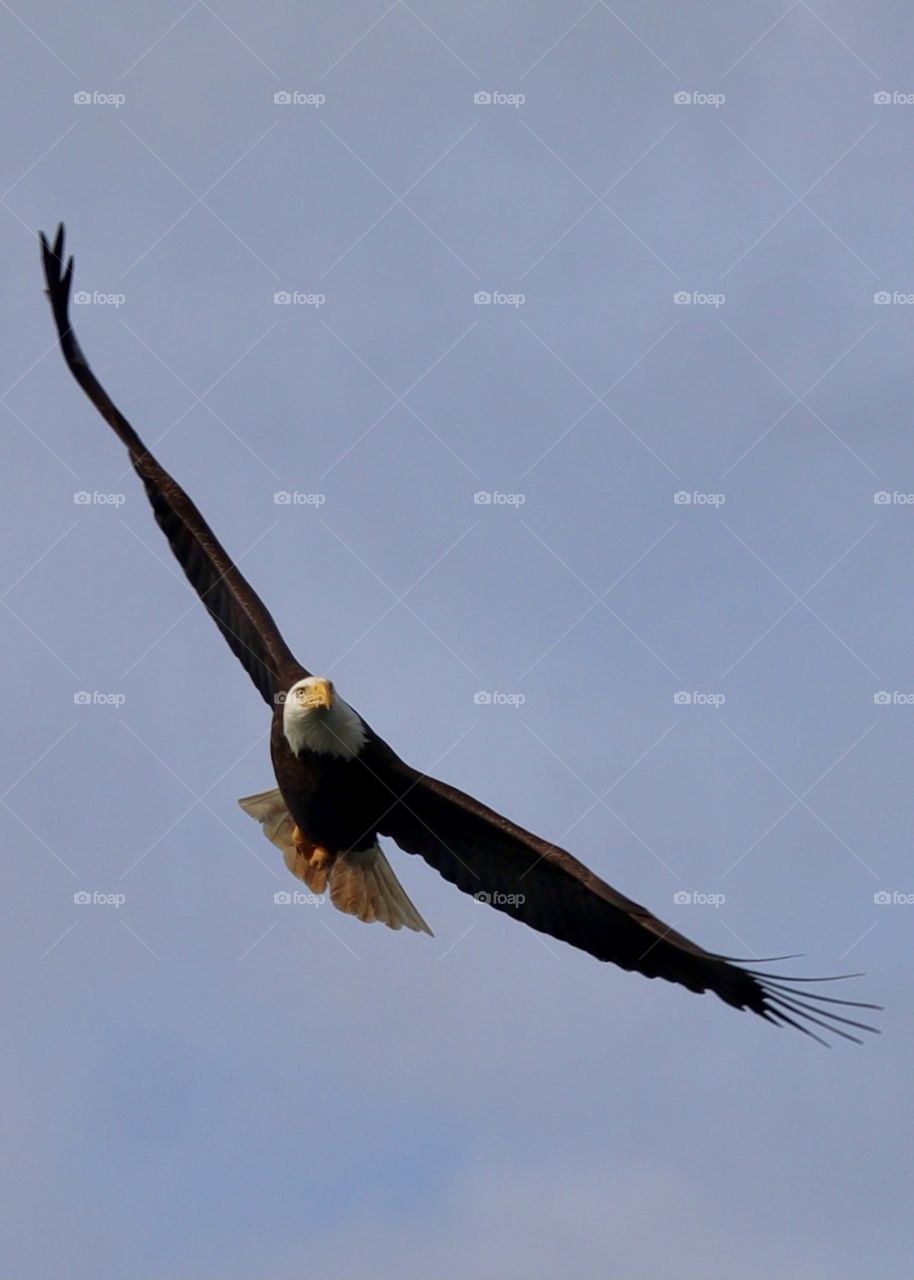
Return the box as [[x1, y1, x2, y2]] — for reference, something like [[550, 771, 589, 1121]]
[[40, 224, 305, 705], [373, 748, 879, 1045]]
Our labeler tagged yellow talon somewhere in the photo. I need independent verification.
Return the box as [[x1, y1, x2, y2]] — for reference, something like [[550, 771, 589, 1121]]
[[292, 826, 332, 890]]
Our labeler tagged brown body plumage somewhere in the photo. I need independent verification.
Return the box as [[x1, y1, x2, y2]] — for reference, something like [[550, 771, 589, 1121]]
[[271, 713, 389, 857]]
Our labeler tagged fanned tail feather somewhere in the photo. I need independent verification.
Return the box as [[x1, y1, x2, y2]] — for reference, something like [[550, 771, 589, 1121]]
[[329, 846, 433, 934], [238, 788, 433, 935]]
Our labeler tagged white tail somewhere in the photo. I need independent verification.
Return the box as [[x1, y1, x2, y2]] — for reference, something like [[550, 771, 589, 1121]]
[[238, 788, 432, 935]]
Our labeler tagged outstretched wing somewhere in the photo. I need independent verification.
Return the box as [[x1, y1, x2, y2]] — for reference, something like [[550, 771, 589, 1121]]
[[40, 224, 305, 704], [374, 752, 880, 1045]]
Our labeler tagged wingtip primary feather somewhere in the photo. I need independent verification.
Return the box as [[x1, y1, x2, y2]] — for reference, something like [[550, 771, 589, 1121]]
[[40, 222, 75, 324], [39, 222, 65, 273], [743, 964, 881, 1047]]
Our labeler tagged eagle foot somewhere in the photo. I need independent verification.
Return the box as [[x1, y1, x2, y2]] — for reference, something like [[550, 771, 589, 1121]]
[[292, 825, 331, 872]]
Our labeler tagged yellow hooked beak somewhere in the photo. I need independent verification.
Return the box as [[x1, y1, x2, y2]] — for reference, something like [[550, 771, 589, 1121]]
[[298, 678, 333, 711]]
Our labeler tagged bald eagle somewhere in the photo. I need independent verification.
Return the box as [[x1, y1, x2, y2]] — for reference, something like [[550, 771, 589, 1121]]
[[40, 225, 878, 1045]]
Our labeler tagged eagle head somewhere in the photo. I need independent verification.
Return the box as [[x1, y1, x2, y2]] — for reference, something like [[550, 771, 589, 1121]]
[[282, 676, 367, 760]]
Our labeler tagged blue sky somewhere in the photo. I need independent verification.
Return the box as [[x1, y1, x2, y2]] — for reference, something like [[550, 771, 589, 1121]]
[[2, 3, 912, 1276]]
